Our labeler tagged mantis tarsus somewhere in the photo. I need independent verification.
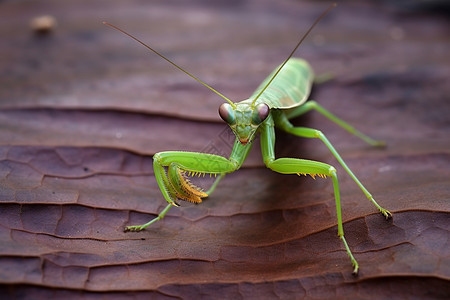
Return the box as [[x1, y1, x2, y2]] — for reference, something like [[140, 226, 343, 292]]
[[104, 3, 392, 274]]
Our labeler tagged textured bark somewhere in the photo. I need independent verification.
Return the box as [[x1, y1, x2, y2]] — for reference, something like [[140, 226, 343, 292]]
[[0, 0, 449, 299]]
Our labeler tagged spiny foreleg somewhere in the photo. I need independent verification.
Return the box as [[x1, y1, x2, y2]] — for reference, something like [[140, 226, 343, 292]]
[[125, 151, 238, 232]]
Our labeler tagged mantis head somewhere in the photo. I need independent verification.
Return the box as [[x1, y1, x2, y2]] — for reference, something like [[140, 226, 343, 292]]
[[219, 102, 270, 145]]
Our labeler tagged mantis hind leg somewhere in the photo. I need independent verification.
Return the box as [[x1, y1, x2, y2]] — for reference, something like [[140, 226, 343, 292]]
[[285, 101, 385, 147], [273, 110, 391, 218], [281, 124, 391, 219], [266, 157, 359, 274]]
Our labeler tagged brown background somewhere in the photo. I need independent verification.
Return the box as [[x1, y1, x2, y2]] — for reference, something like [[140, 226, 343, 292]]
[[0, 0, 449, 299]]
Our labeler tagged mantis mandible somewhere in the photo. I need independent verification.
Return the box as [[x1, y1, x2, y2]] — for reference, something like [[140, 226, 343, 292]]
[[104, 3, 391, 274]]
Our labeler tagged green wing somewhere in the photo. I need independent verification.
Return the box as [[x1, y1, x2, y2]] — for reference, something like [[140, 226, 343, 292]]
[[249, 58, 314, 109]]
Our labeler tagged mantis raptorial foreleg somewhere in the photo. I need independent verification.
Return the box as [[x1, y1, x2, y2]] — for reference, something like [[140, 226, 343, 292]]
[[124, 173, 222, 231], [125, 143, 251, 232]]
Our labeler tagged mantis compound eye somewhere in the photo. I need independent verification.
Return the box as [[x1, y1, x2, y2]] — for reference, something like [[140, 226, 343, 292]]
[[218, 103, 236, 125], [252, 103, 270, 125]]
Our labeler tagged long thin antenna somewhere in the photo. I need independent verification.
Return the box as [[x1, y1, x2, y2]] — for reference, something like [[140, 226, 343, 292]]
[[103, 22, 236, 107], [251, 3, 336, 106]]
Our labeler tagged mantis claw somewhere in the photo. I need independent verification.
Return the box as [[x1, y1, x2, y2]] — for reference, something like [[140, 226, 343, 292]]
[[124, 225, 145, 232], [380, 208, 392, 219], [352, 265, 359, 276], [160, 164, 209, 205], [175, 168, 208, 204]]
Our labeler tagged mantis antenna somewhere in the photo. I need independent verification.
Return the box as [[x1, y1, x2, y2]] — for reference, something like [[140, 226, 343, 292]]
[[251, 3, 336, 106], [104, 2, 335, 109], [103, 21, 236, 107]]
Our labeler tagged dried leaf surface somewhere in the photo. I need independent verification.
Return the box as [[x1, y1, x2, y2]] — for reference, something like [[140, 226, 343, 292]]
[[0, 0, 449, 299]]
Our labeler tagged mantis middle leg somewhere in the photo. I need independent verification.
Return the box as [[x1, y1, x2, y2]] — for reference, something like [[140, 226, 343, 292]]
[[260, 119, 360, 273]]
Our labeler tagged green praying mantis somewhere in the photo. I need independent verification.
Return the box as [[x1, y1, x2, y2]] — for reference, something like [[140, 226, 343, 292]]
[[104, 3, 391, 274]]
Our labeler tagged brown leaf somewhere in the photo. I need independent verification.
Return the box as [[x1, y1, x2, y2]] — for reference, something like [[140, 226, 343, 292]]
[[0, 0, 449, 298]]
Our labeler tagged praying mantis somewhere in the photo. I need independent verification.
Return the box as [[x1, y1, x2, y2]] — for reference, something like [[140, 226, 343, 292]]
[[104, 3, 391, 274]]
